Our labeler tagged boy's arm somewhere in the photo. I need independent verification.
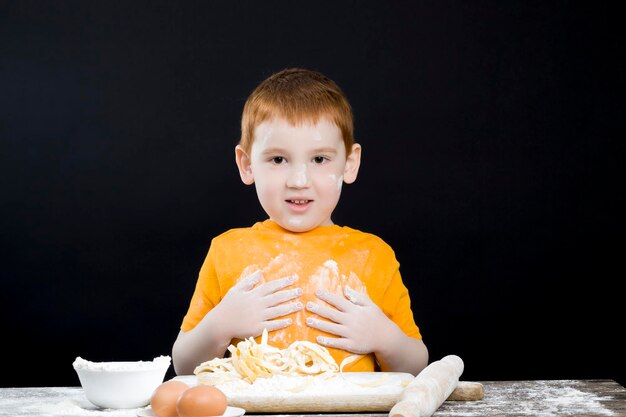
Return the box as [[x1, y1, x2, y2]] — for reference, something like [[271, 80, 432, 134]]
[[172, 307, 233, 375], [372, 322, 429, 374], [172, 271, 303, 375]]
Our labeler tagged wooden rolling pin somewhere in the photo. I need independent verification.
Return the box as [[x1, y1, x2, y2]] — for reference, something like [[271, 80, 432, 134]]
[[389, 355, 484, 417], [448, 381, 484, 401]]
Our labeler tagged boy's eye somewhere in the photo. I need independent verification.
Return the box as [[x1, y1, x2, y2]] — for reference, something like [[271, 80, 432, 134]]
[[271, 156, 286, 164], [313, 156, 327, 164]]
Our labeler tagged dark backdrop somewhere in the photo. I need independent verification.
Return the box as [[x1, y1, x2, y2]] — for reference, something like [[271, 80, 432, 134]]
[[2, 1, 624, 388]]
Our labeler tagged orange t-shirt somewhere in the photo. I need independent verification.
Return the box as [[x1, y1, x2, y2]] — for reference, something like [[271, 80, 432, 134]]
[[180, 220, 422, 372]]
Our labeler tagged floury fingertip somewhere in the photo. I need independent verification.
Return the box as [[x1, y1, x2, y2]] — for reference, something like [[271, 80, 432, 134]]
[[341, 285, 355, 301]]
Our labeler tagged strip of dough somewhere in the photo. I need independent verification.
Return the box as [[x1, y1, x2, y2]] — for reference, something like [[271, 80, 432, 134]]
[[194, 329, 338, 383], [389, 355, 464, 417]]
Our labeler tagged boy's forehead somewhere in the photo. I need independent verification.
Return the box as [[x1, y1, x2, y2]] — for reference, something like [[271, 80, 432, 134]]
[[253, 117, 342, 146]]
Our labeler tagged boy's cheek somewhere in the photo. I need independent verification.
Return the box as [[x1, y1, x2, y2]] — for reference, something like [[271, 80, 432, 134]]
[[254, 167, 285, 183], [326, 174, 344, 191]]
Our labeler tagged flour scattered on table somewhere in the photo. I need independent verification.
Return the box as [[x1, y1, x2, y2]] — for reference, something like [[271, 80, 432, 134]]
[[25, 399, 146, 416], [439, 380, 615, 416], [15, 388, 147, 417]]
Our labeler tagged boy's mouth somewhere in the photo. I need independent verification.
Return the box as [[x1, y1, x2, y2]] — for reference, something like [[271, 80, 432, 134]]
[[286, 199, 313, 212], [286, 199, 312, 205]]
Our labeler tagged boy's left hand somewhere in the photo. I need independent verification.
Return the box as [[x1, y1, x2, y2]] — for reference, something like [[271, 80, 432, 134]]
[[305, 286, 393, 355]]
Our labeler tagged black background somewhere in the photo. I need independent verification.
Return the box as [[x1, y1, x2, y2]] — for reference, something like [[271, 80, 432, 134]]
[[1, 1, 624, 388]]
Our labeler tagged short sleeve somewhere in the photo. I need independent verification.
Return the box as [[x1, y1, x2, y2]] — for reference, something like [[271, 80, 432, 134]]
[[180, 242, 223, 332], [363, 236, 422, 340], [382, 269, 422, 340]]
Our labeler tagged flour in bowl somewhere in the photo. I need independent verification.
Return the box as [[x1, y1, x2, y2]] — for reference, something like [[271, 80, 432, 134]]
[[72, 356, 171, 371]]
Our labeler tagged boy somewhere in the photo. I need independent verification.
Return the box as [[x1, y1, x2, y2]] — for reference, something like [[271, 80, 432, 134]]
[[172, 68, 428, 376]]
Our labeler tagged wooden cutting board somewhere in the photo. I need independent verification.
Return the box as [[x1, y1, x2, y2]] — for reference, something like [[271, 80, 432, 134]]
[[174, 373, 484, 413]]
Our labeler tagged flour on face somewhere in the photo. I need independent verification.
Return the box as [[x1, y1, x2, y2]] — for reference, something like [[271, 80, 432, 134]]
[[327, 174, 343, 192]]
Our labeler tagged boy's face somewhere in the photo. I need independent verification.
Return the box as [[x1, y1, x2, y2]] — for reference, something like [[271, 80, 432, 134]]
[[235, 117, 361, 232]]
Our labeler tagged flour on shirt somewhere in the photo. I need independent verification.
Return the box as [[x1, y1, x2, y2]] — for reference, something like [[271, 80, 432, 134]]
[[308, 260, 366, 298], [237, 252, 367, 347]]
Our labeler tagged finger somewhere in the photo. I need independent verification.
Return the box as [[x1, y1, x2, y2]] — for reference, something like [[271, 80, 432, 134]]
[[317, 336, 366, 354], [262, 318, 293, 332], [256, 275, 297, 296], [343, 285, 371, 306], [235, 270, 262, 290], [306, 301, 343, 323], [316, 335, 349, 350], [264, 301, 303, 320], [306, 316, 345, 336], [315, 288, 352, 312], [266, 287, 302, 305]]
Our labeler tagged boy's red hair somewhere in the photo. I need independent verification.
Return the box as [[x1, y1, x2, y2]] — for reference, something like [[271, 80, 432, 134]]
[[240, 68, 354, 155]]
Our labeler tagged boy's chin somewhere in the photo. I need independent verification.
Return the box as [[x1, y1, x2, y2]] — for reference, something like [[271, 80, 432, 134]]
[[274, 218, 327, 233]]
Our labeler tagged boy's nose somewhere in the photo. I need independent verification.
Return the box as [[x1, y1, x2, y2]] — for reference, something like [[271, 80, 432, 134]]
[[286, 163, 310, 188]]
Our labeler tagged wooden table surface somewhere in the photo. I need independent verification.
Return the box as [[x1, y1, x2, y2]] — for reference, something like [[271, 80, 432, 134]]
[[1, 379, 624, 416]]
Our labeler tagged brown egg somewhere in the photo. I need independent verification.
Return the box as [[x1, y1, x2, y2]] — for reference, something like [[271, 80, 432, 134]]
[[150, 380, 190, 417], [176, 385, 228, 417]]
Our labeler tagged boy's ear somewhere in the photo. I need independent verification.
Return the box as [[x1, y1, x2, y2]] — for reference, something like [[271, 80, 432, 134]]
[[343, 143, 362, 184], [235, 145, 255, 185]]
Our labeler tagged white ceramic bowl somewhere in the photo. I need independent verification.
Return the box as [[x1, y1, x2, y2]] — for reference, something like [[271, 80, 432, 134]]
[[73, 355, 171, 409]]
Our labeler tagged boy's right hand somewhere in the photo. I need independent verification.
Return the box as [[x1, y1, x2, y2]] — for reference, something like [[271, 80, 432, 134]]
[[213, 270, 303, 340]]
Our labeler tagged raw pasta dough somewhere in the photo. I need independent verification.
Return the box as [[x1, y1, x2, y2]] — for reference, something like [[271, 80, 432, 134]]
[[194, 329, 338, 383]]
